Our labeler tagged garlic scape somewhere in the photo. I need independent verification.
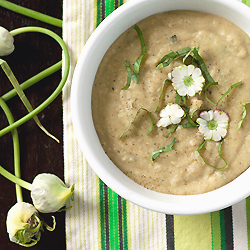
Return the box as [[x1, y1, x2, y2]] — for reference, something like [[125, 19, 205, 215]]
[[31, 173, 74, 213], [6, 202, 42, 247], [0, 26, 14, 56]]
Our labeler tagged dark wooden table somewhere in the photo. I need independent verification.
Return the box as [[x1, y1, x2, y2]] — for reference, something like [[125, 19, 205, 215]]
[[0, 1, 66, 249]]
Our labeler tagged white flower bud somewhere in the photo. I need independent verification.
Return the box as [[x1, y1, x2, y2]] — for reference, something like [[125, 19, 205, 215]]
[[156, 103, 184, 128], [0, 26, 14, 56], [6, 202, 39, 244], [31, 173, 74, 213]]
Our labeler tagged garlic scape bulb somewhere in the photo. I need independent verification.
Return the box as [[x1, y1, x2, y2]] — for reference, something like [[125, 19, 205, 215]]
[[31, 173, 74, 213], [0, 26, 14, 56], [6, 202, 42, 247]]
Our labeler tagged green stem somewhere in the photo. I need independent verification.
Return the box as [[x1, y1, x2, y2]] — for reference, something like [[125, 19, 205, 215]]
[[0, 59, 60, 143], [1, 61, 62, 102], [0, 98, 32, 202], [0, 98, 22, 201], [0, 0, 62, 27], [0, 164, 32, 190], [0, 27, 70, 138]]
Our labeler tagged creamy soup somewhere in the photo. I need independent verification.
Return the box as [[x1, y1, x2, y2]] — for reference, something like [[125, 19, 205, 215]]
[[91, 10, 250, 195]]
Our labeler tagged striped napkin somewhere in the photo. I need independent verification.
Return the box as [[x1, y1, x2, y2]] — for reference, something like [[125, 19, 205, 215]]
[[62, 0, 250, 249]]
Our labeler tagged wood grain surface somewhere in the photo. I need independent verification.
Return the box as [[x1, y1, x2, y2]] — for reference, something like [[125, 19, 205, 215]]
[[0, 1, 66, 249]]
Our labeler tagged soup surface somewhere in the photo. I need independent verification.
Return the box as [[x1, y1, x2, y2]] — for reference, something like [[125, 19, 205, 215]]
[[91, 10, 250, 195]]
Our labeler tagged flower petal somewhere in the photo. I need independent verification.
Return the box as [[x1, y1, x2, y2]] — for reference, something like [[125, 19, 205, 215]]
[[193, 76, 205, 84], [217, 127, 227, 138], [199, 126, 208, 134], [192, 67, 202, 78], [187, 86, 196, 96], [197, 118, 207, 127], [200, 111, 210, 121], [156, 117, 171, 127], [172, 67, 183, 78], [187, 64, 195, 75], [177, 87, 188, 96], [204, 129, 213, 140], [175, 108, 185, 117], [211, 130, 221, 141], [170, 116, 182, 124], [208, 110, 214, 120], [181, 65, 188, 76]]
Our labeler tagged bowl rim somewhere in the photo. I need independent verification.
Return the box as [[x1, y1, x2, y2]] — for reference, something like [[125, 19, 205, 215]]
[[71, 0, 250, 215]]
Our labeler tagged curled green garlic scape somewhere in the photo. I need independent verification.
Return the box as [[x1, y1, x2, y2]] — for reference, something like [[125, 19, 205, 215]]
[[0, 1, 72, 247]]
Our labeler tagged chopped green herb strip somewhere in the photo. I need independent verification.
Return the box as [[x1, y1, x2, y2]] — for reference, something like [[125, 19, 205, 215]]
[[196, 139, 228, 170], [157, 51, 176, 66], [165, 124, 178, 138], [192, 47, 215, 83], [218, 139, 228, 169], [237, 101, 250, 129], [121, 61, 132, 90], [182, 122, 196, 128], [134, 24, 146, 54], [132, 25, 146, 84], [205, 81, 218, 105], [205, 81, 242, 106], [175, 93, 181, 104], [183, 46, 198, 63], [217, 81, 242, 105], [150, 138, 177, 161], [181, 96, 186, 105], [182, 112, 197, 128], [119, 107, 153, 139], [132, 54, 146, 83], [155, 79, 171, 112], [156, 47, 191, 69], [178, 46, 193, 55]]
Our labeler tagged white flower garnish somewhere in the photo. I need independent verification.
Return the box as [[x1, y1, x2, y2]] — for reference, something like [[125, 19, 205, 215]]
[[0, 26, 14, 56], [156, 103, 184, 127], [196, 110, 229, 141], [170, 64, 205, 97]]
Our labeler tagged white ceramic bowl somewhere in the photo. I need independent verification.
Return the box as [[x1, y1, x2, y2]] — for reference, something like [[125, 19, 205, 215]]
[[71, 0, 250, 215]]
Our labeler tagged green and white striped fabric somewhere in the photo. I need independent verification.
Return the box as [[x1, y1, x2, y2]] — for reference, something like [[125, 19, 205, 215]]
[[62, 0, 250, 249]]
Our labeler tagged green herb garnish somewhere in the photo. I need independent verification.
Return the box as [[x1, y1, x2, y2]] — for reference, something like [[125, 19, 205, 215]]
[[122, 25, 146, 89], [154, 79, 171, 112], [237, 101, 250, 129], [182, 112, 198, 128], [181, 96, 186, 105], [192, 47, 214, 83], [121, 61, 132, 90], [205, 80, 242, 106], [196, 139, 228, 170], [156, 46, 192, 69], [175, 93, 181, 104], [165, 124, 178, 138], [131, 24, 146, 84], [119, 107, 153, 139], [150, 138, 177, 161]]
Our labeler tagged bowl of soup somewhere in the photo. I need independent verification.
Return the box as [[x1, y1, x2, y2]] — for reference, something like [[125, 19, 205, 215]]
[[71, 0, 250, 214]]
